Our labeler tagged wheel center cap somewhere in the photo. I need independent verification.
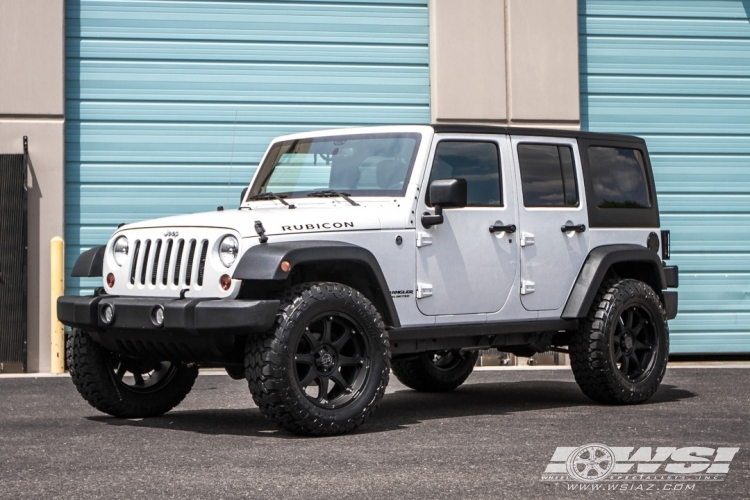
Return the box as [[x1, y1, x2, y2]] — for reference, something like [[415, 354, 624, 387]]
[[622, 333, 634, 353], [317, 348, 336, 371]]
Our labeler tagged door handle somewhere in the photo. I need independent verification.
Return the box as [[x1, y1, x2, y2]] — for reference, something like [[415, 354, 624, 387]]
[[561, 223, 586, 233], [489, 222, 516, 233]]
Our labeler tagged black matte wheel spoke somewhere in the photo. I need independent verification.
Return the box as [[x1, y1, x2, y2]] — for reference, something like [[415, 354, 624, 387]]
[[631, 314, 644, 336], [330, 370, 349, 391], [614, 320, 624, 343], [630, 352, 642, 374], [338, 355, 361, 367], [321, 318, 333, 344], [303, 330, 320, 350], [613, 344, 622, 362], [332, 327, 354, 350], [115, 364, 127, 380], [634, 339, 650, 351], [624, 309, 634, 330], [317, 377, 330, 401], [298, 367, 317, 388], [620, 354, 630, 375], [295, 352, 315, 366], [133, 372, 145, 386]]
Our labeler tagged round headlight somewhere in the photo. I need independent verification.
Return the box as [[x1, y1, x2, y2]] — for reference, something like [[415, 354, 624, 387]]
[[113, 236, 129, 267], [219, 235, 239, 268]]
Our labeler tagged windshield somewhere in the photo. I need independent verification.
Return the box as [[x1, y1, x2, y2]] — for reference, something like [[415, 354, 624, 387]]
[[250, 132, 422, 199]]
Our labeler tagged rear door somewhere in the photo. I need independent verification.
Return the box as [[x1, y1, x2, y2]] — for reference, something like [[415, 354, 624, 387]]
[[512, 136, 590, 312]]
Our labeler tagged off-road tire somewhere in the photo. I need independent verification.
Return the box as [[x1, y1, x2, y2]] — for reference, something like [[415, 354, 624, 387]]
[[67, 328, 199, 418], [245, 282, 390, 436], [570, 279, 669, 405], [392, 350, 479, 392]]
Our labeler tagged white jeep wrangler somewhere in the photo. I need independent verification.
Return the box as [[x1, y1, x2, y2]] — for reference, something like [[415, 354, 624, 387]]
[[58, 124, 679, 435]]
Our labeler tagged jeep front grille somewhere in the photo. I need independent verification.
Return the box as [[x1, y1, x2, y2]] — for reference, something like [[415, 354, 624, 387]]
[[129, 238, 209, 289]]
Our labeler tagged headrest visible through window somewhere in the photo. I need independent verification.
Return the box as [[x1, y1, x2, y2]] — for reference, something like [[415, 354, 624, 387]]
[[376, 160, 407, 189]]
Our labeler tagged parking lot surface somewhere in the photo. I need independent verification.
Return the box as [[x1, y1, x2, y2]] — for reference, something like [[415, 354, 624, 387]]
[[1, 365, 748, 499]]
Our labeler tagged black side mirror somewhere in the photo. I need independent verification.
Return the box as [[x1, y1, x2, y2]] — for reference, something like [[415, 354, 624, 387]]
[[240, 187, 248, 204], [422, 179, 467, 228]]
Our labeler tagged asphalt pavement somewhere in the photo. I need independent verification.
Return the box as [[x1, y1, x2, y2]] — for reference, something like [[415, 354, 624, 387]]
[[1, 365, 748, 499]]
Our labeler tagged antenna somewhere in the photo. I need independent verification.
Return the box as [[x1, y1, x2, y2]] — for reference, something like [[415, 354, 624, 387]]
[[226, 110, 238, 205]]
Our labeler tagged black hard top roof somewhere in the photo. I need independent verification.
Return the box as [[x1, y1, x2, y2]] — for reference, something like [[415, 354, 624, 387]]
[[430, 124, 643, 144]]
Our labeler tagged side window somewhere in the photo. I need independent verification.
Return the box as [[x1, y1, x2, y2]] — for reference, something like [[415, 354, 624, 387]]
[[517, 144, 579, 207], [588, 147, 651, 209], [428, 141, 502, 206]]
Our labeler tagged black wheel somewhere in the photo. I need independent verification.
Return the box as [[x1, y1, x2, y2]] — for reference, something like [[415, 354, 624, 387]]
[[66, 328, 199, 418], [392, 350, 478, 392], [245, 282, 389, 436], [570, 279, 669, 404]]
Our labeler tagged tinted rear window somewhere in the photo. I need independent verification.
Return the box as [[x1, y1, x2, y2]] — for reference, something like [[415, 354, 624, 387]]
[[517, 144, 579, 207], [588, 147, 650, 209]]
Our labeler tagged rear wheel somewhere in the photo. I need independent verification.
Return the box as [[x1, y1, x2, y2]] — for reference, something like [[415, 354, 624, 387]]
[[67, 328, 199, 418], [245, 282, 389, 436], [392, 350, 478, 392], [570, 279, 668, 404]]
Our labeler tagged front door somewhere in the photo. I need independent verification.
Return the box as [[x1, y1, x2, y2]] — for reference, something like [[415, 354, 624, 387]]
[[511, 136, 590, 312], [415, 136, 518, 316]]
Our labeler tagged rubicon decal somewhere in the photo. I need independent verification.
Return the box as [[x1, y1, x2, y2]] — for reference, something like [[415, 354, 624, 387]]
[[281, 222, 354, 231], [541, 444, 740, 486]]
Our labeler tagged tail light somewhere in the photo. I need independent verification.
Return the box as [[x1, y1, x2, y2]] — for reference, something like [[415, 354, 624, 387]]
[[661, 230, 670, 260]]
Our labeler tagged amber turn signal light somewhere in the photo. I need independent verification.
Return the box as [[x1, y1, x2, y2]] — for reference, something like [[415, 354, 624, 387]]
[[220, 274, 232, 291], [280, 260, 291, 272], [106, 273, 115, 288]]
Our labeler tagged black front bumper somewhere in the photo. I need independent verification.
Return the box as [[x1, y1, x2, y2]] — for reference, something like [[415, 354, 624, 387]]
[[57, 295, 280, 363], [58, 295, 279, 335]]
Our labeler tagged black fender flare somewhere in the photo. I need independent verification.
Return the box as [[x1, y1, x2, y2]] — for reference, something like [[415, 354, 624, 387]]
[[562, 244, 666, 319], [233, 241, 400, 328], [71, 246, 106, 277]]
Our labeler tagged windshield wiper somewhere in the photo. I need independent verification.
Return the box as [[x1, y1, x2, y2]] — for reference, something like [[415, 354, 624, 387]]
[[248, 192, 295, 209], [306, 189, 360, 206]]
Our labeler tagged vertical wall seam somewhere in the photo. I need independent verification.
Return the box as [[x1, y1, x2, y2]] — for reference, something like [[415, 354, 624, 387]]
[[504, 0, 512, 126]]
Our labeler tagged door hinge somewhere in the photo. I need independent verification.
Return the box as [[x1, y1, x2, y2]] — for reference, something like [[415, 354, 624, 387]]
[[521, 280, 535, 295], [416, 283, 433, 298], [416, 232, 433, 248], [520, 232, 535, 247]]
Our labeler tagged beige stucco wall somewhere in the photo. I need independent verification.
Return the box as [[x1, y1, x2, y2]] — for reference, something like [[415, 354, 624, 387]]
[[429, 0, 507, 122], [0, 0, 65, 373], [430, 0, 580, 128]]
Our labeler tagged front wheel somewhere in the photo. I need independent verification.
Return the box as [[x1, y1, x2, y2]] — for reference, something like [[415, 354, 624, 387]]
[[245, 282, 390, 436], [570, 279, 669, 404], [66, 329, 199, 417], [392, 350, 479, 392]]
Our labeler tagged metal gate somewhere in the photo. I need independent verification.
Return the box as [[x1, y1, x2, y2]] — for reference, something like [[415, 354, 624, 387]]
[[580, 0, 750, 354], [0, 144, 28, 372]]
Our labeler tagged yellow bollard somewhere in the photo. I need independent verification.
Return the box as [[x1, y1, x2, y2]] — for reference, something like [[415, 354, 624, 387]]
[[50, 237, 65, 374]]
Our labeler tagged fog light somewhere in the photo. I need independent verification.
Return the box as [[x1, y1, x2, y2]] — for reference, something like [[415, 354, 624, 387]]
[[280, 260, 291, 272], [106, 273, 115, 288], [220, 274, 232, 291], [101, 304, 115, 325], [151, 306, 165, 327]]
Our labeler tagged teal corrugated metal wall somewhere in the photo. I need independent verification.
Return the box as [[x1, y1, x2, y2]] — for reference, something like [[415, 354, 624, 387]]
[[580, 0, 750, 353], [65, 0, 430, 295]]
